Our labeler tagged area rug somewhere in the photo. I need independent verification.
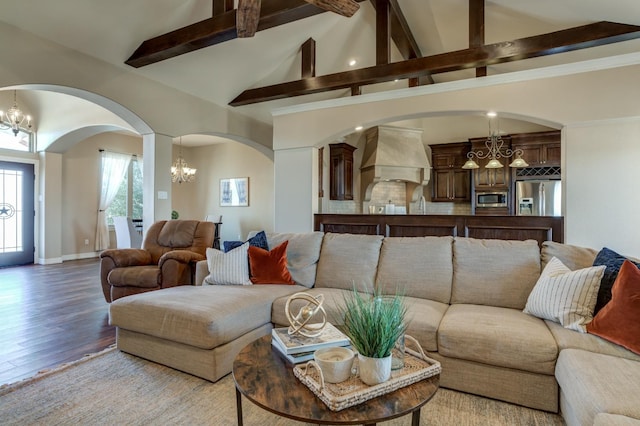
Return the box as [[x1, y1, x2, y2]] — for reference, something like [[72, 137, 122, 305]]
[[0, 348, 564, 425]]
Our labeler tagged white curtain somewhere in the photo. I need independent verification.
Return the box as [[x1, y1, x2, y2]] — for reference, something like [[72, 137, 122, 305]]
[[95, 151, 132, 251]]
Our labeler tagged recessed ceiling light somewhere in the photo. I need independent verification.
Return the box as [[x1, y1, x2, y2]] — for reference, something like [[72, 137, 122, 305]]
[[487, 111, 497, 117], [355, 126, 363, 131], [349, 59, 357, 67]]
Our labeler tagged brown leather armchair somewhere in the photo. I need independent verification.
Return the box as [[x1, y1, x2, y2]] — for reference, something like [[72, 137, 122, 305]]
[[100, 220, 215, 303]]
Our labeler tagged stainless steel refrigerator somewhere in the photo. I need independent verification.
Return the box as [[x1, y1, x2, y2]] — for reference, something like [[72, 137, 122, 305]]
[[515, 180, 562, 216]]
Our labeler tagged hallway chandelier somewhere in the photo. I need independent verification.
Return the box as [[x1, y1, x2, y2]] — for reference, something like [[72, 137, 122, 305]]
[[171, 137, 196, 184], [0, 90, 33, 136], [462, 112, 528, 170]]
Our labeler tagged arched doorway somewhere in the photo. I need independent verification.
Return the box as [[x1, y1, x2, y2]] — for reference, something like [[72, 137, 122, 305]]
[[0, 85, 153, 265]]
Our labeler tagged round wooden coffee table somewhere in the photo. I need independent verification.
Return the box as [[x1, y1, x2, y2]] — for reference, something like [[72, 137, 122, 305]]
[[233, 335, 439, 425]]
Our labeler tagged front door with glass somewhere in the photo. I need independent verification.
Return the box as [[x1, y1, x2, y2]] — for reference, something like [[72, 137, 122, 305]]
[[0, 161, 35, 267]]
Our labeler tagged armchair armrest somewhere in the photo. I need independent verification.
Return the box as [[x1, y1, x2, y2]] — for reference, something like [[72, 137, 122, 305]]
[[158, 250, 207, 288], [158, 250, 206, 268], [100, 249, 152, 267]]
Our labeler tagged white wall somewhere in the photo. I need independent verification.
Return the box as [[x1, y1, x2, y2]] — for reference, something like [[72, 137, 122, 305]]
[[272, 57, 640, 257], [274, 148, 318, 233], [38, 152, 63, 264], [564, 118, 640, 257], [172, 142, 275, 245]]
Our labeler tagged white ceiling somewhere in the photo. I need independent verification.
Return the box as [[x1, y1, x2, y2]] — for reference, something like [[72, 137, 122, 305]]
[[2, 0, 639, 145]]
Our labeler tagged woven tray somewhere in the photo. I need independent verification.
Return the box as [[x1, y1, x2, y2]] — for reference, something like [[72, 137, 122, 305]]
[[293, 335, 441, 412]]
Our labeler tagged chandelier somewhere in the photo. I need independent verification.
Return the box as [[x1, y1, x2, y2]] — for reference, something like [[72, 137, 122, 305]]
[[0, 90, 33, 136], [171, 137, 197, 184], [462, 112, 529, 170]]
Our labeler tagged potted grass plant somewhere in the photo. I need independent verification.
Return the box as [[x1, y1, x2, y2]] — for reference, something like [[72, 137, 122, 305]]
[[340, 287, 407, 385]]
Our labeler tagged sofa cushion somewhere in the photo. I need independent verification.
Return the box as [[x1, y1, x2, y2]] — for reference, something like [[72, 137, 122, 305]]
[[546, 320, 640, 362], [248, 241, 295, 285], [107, 265, 160, 288], [541, 240, 598, 271], [203, 243, 252, 286], [404, 296, 449, 352], [266, 231, 324, 288], [452, 238, 541, 309], [438, 304, 557, 375], [315, 233, 383, 292], [109, 285, 304, 349], [592, 247, 640, 314], [556, 349, 640, 426], [587, 260, 640, 355], [524, 257, 605, 333], [376, 236, 453, 304]]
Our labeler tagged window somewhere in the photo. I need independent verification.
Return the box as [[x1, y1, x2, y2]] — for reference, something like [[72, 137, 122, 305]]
[[106, 157, 143, 225], [0, 127, 33, 152]]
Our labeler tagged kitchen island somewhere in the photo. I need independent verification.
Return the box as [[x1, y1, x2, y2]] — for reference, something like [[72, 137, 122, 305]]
[[314, 214, 563, 246]]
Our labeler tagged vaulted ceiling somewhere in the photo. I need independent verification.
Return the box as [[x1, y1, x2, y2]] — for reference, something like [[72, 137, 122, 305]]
[[2, 0, 640, 128]]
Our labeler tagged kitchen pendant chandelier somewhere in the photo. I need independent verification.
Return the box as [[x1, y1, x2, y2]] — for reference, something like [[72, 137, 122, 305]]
[[171, 136, 196, 184], [462, 112, 528, 170], [0, 90, 33, 136]]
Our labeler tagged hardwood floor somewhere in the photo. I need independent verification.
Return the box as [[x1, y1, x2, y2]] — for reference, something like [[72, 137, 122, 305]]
[[0, 258, 115, 386]]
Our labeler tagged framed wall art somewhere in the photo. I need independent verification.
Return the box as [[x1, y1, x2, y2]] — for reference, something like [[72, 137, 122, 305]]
[[220, 177, 249, 207]]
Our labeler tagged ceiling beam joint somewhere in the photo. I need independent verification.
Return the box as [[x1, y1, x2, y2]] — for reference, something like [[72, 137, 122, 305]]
[[369, 0, 434, 84], [212, 0, 234, 15]]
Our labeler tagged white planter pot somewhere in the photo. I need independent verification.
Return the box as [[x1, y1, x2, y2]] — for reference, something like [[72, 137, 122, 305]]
[[358, 353, 392, 386]]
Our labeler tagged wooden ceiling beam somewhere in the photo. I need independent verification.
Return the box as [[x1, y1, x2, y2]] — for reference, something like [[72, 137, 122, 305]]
[[469, 0, 487, 77], [301, 38, 316, 78], [375, 0, 391, 65], [126, 0, 368, 68], [304, 0, 360, 17], [230, 21, 640, 106], [387, 0, 421, 60]]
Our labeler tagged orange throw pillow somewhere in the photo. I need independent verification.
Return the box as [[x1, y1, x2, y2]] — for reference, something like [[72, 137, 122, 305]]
[[587, 260, 640, 355], [248, 241, 295, 285]]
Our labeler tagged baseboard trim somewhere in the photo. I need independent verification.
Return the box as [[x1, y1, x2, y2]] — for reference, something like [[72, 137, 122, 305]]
[[62, 252, 99, 261], [37, 252, 99, 265]]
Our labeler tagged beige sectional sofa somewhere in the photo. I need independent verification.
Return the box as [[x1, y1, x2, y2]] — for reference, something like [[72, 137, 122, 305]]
[[109, 232, 640, 425]]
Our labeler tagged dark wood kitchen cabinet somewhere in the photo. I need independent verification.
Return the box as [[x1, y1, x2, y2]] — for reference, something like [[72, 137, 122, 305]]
[[469, 137, 511, 190], [430, 142, 470, 202], [329, 142, 356, 200], [511, 131, 561, 167]]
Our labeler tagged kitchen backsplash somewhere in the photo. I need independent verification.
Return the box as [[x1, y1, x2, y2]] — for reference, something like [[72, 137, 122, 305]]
[[324, 181, 471, 215]]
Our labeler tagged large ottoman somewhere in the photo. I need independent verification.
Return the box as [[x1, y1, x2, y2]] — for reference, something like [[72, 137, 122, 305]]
[[109, 284, 303, 381]]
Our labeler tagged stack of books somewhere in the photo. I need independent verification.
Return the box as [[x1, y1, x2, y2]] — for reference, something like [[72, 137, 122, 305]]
[[271, 323, 351, 364]]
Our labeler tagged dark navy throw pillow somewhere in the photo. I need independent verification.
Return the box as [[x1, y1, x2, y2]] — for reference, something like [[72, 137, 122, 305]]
[[592, 247, 640, 314], [223, 231, 269, 253]]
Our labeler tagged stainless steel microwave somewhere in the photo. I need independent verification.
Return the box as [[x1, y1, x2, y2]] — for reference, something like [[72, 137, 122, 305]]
[[476, 191, 508, 208]]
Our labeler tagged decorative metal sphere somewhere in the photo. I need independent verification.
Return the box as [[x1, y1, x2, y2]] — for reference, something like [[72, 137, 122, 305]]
[[284, 292, 327, 337]]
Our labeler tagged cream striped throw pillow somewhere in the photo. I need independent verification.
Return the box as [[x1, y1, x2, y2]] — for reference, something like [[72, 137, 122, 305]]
[[204, 242, 252, 286], [524, 257, 605, 332]]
